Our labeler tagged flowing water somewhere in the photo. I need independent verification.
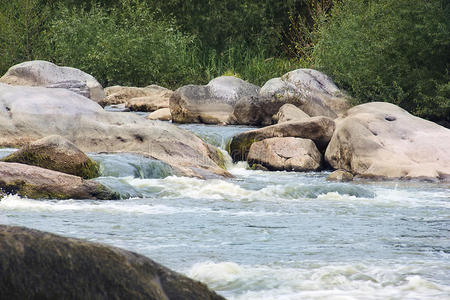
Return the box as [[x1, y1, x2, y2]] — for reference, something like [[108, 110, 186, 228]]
[[1, 124, 449, 300]]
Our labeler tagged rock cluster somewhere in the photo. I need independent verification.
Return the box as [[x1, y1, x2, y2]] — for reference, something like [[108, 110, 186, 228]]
[[169, 69, 349, 126], [102, 85, 173, 117], [0, 82, 228, 180]]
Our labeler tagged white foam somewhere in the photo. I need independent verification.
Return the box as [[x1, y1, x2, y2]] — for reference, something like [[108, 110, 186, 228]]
[[0, 194, 193, 215], [187, 261, 450, 300]]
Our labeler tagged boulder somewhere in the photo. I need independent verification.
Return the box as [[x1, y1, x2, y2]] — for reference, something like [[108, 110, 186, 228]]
[[170, 76, 260, 125], [327, 169, 354, 182], [0, 225, 225, 300], [273, 104, 310, 123], [229, 116, 335, 161], [2, 135, 99, 179], [0, 60, 105, 102], [102, 85, 173, 111], [247, 137, 322, 171], [325, 102, 450, 181], [46, 80, 91, 99], [0, 162, 118, 200], [146, 108, 171, 121], [232, 69, 349, 125], [0, 84, 230, 179]]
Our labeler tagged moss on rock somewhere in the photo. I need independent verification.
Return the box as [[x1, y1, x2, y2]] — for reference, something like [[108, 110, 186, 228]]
[[2, 135, 100, 179]]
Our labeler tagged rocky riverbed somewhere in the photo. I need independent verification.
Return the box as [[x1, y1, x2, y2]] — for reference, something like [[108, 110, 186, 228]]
[[0, 60, 449, 299]]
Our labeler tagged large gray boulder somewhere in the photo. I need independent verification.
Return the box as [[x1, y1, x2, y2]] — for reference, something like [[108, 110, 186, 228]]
[[0, 225, 225, 300], [0, 60, 105, 102], [170, 76, 260, 125], [325, 102, 450, 181], [0, 162, 118, 200], [229, 116, 335, 161], [247, 137, 322, 171], [2, 135, 99, 179], [102, 85, 172, 112], [0, 84, 229, 179], [232, 69, 349, 125]]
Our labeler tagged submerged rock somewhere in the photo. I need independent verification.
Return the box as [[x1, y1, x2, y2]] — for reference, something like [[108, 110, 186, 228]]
[[0, 162, 118, 200], [146, 108, 171, 121], [0, 84, 230, 179], [0, 225, 225, 300], [170, 76, 260, 125], [247, 137, 322, 171], [2, 135, 99, 179], [327, 169, 354, 182], [229, 116, 335, 161], [102, 85, 172, 111], [0, 60, 105, 102], [325, 102, 450, 181]]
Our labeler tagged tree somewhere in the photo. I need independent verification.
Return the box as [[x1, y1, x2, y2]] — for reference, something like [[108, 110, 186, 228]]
[[314, 0, 450, 124]]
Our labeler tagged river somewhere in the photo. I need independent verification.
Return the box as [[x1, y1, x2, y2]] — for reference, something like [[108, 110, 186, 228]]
[[0, 123, 449, 300]]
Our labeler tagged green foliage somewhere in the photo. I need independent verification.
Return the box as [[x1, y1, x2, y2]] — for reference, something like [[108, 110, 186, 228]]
[[0, 0, 51, 73], [42, 0, 201, 88], [314, 0, 450, 123], [280, 0, 335, 64]]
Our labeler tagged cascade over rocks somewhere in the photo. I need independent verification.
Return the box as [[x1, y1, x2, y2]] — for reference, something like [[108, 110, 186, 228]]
[[229, 116, 335, 161], [170, 76, 260, 125], [247, 137, 322, 171], [0, 225, 225, 300], [0, 84, 230, 179], [0, 162, 118, 200], [0, 60, 105, 102], [2, 135, 100, 179], [325, 102, 450, 181], [102, 85, 173, 112], [232, 69, 349, 126]]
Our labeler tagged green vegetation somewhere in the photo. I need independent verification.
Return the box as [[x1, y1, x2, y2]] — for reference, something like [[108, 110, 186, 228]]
[[0, 0, 448, 124], [313, 0, 450, 123]]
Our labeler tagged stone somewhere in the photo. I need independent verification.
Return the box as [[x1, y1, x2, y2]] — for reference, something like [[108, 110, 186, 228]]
[[0, 162, 118, 200], [229, 116, 335, 161], [0, 60, 105, 102], [0, 225, 225, 300], [327, 169, 354, 182], [233, 69, 349, 126], [102, 85, 173, 110], [325, 102, 450, 181], [0, 84, 230, 179], [273, 104, 310, 123], [170, 76, 260, 125], [146, 108, 171, 121], [2, 135, 100, 179], [247, 137, 322, 171], [46, 80, 91, 99]]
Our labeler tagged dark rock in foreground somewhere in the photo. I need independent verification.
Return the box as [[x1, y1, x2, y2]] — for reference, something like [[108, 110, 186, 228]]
[[0, 225, 225, 300]]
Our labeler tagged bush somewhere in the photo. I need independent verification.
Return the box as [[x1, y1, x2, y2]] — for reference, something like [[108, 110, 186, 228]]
[[43, 0, 201, 88], [314, 0, 450, 123], [0, 0, 50, 74]]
